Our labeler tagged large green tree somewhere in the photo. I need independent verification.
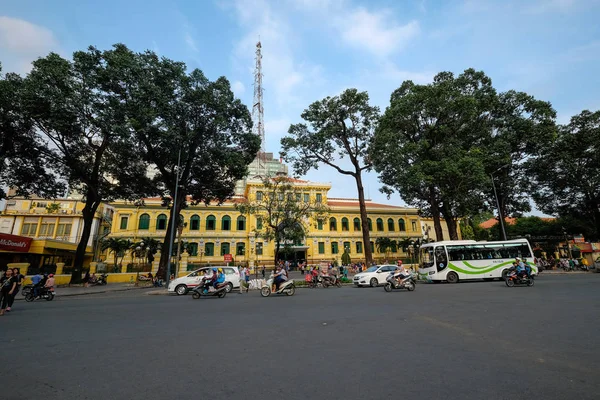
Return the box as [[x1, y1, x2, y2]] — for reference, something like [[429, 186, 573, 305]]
[[22, 46, 153, 283], [0, 64, 63, 199], [528, 110, 600, 240], [236, 176, 328, 265], [119, 49, 261, 276], [372, 69, 555, 240], [281, 89, 379, 265]]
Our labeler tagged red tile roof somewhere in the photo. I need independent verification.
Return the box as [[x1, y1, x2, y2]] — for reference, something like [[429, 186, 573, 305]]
[[479, 217, 555, 229], [327, 200, 406, 209]]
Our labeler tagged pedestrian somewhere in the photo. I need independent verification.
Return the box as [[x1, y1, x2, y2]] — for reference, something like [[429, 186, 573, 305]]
[[239, 266, 248, 294], [7, 268, 24, 312], [1, 268, 17, 315], [261, 265, 265, 278]]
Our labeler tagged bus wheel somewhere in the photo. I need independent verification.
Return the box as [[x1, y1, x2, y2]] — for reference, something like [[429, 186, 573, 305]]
[[446, 272, 459, 284]]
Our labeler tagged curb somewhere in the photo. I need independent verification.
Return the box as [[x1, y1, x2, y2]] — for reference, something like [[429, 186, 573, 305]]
[[15, 285, 153, 300]]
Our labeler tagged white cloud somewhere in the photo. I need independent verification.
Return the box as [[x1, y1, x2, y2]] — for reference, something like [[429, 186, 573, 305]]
[[184, 32, 198, 52], [334, 8, 420, 57], [0, 16, 59, 74], [231, 80, 245, 96]]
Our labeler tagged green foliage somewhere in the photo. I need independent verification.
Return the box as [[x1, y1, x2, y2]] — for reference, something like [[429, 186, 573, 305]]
[[236, 176, 328, 264], [0, 65, 64, 199], [282, 88, 379, 264], [372, 69, 556, 240], [527, 110, 600, 240], [101, 238, 132, 268], [341, 249, 351, 265], [45, 203, 60, 213]]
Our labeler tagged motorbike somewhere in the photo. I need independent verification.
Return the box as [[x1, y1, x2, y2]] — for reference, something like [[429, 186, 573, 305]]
[[191, 281, 229, 299], [25, 286, 55, 302], [88, 273, 108, 286], [322, 275, 342, 288], [261, 274, 295, 297], [383, 272, 416, 292], [504, 268, 534, 287]]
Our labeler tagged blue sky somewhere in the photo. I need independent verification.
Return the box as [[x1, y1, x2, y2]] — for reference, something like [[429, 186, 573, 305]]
[[1, 0, 599, 209]]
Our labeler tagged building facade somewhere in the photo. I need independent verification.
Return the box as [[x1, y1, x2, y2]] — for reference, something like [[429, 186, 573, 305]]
[[107, 177, 458, 274], [0, 196, 113, 274]]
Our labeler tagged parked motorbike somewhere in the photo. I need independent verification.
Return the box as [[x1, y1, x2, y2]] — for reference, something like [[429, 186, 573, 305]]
[[191, 281, 229, 299], [261, 274, 295, 297], [505, 268, 534, 287], [384, 272, 416, 292], [88, 273, 108, 286], [24, 286, 55, 302], [322, 275, 342, 288]]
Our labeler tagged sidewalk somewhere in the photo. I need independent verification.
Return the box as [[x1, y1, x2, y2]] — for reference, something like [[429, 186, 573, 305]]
[[16, 283, 154, 299]]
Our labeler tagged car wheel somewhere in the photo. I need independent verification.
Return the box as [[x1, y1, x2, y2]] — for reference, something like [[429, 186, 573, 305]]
[[446, 272, 459, 284], [370, 278, 378, 287], [175, 285, 188, 296], [225, 283, 233, 293]]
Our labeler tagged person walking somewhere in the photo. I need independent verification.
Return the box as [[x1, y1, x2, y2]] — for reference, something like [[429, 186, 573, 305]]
[[1, 268, 17, 315], [239, 266, 249, 294], [7, 268, 24, 312], [261, 265, 265, 279]]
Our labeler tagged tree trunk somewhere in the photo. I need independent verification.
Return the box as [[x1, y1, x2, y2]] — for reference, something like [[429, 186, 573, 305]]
[[440, 202, 459, 240], [429, 186, 444, 241], [274, 239, 281, 270], [158, 194, 185, 280], [71, 191, 101, 284], [355, 172, 373, 265]]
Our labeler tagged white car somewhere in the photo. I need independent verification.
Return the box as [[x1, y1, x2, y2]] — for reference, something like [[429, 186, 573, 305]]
[[353, 265, 398, 287], [168, 266, 240, 295]]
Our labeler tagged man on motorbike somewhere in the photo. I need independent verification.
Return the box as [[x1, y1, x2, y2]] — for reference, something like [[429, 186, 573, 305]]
[[394, 263, 411, 285], [31, 272, 43, 298], [202, 268, 218, 293], [515, 258, 528, 278], [274, 265, 287, 290]]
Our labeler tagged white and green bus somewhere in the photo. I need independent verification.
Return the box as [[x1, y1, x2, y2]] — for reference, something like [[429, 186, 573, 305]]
[[417, 239, 536, 283]]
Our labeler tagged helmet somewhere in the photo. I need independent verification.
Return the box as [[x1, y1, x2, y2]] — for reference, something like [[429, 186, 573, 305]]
[[218, 268, 223, 273], [212, 267, 218, 272], [49, 274, 54, 277], [515, 257, 521, 261]]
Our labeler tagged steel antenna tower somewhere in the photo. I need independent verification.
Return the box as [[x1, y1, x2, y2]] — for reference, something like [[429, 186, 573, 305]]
[[252, 40, 266, 176]]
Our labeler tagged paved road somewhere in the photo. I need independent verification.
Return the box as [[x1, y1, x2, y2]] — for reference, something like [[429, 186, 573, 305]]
[[3, 274, 600, 400]]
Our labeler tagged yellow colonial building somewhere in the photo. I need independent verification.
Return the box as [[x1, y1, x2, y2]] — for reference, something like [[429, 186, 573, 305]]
[[106, 175, 451, 275]]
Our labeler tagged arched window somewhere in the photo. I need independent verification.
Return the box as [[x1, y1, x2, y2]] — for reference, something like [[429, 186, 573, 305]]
[[206, 215, 216, 230], [156, 214, 167, 230], [237, 216, 246, 231], [221, 215, 231, 231], [353, 218, 361, 231], [367, 218, 372, 231], [399, 218, 406, 232], [221, 242, 230, 256], [204, 242, 214, 256], [376, 218, 384, 231], [387, 218, 395, 232], [329, 217, 337, 231], [187, 242, 198, 256], [190, 215, 200, 231], [138, 213, 150, 230], [341, 217, 349, 231], [236, 242, 245, 256]]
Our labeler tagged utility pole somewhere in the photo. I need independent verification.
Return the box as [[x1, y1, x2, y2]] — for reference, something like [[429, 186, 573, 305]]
[[166, 149, 181, 288], [252, 40, 266, 177]]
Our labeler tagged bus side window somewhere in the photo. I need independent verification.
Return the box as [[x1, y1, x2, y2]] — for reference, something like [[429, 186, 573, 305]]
[[435, 246, 448, 271]]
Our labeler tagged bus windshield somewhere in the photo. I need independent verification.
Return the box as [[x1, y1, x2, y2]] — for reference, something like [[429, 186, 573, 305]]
[[420, 247, 435, 269]]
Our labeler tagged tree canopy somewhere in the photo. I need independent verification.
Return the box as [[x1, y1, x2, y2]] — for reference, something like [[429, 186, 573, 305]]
[[372, 69, 556, 240], [282, 88, 379, 264], [527, 110, 600, 240]]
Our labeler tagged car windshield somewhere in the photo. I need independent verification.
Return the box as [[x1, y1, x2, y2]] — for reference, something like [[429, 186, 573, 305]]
[[366, 266, 378, 272]]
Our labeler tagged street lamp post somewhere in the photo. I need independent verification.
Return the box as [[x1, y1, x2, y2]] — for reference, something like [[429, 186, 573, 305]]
[[490, 164, 510, 241], [166, 149, 182, 288]]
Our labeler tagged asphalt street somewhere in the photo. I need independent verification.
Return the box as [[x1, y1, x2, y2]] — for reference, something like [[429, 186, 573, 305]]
[[3, 274, 599, 400]]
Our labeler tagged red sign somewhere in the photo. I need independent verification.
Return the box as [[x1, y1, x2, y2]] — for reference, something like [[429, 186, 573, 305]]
[[0, 233, 33, 252], [224, 254, 233, 262]]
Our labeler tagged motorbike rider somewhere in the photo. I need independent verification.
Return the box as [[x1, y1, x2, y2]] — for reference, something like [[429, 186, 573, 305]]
[[45, 274, 55, 291], [515, 257, 528, 278], [273, 265, 287, 291], [214, 268, 226, 289], [394, 262, 411, 285], [31, 272, 43, 298], [202, 268, 218, 293]]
